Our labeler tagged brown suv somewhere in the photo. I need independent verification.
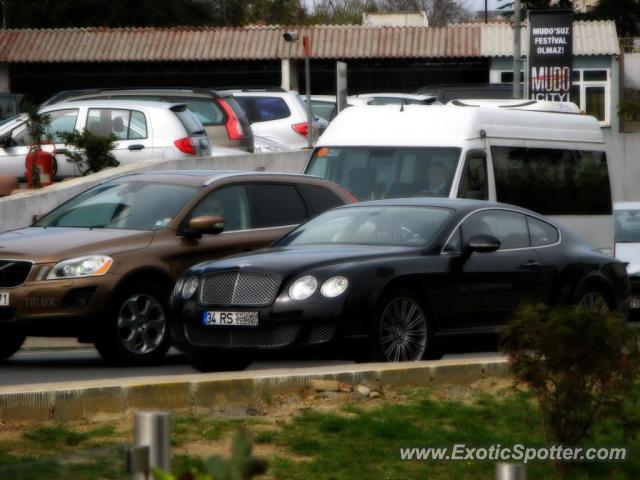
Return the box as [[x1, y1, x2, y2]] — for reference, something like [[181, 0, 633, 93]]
[[0, 171, 354, 363]]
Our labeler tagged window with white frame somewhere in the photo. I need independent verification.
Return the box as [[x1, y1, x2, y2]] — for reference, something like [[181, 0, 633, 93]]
[[570, 69, 610, 126], [491, 67, 610, 126]]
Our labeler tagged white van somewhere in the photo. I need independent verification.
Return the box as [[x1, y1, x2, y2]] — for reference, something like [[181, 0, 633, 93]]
[[304, 102, 613, 252]]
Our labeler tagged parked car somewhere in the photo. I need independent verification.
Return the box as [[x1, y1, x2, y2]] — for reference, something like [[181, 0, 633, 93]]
[[304, 95, 371, 123], [415, 83, 514, 103], [350, 93, 440, 106], [171, 198, 629, 371], [305, 102, 614, 254], [220, 88, 317, 150], [614, 202, 640, 314], [42, 88, 254, 152], [0, 99, 213, 180], [0, 170, 354, 364]]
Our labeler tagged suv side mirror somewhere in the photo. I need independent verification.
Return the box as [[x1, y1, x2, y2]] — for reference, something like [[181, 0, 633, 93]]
[[465, 234, 501, 254], [186, 215, 225, 237]]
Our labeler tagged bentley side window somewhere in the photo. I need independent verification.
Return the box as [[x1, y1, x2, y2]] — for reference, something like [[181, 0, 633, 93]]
[[462, 210, 530, 250]]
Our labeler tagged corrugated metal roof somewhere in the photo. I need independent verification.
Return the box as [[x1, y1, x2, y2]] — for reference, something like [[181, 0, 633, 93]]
[[0, 21, 618, 64], [481, 20, 620, 57], [0, 25, 480, 62]]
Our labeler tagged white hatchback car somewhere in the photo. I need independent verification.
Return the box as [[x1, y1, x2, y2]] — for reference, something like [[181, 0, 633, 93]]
[[0, 99, 213, 180], [225, 90, 316, 150]]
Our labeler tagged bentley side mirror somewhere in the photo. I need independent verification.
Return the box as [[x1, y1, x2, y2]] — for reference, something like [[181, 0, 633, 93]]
[[465, 234, 501, 254], [185, 215, 225, 238]]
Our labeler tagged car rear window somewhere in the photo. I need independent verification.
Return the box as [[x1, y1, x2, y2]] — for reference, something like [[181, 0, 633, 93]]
[[172, 107, 206, 136], [299, 184, 344, 214], [237, 97, 291, 123]]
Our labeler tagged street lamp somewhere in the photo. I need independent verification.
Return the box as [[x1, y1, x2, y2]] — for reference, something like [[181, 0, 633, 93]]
[[283, 31, 313, 149]]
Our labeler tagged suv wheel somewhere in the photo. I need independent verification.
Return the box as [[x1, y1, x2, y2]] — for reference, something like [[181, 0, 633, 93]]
[[0, 327, 25, 361], [95, 281, 171, 364]]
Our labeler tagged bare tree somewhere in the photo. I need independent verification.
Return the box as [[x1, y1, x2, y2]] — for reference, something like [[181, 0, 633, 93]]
[[377, 0, 471, 26]]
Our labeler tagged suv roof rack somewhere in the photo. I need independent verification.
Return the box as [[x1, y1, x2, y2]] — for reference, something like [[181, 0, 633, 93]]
[[213, 86, 287, 93], [41, 87, 220, 107]]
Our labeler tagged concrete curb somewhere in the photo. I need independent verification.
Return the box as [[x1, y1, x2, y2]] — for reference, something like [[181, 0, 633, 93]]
[[0, 357, 510, 422]]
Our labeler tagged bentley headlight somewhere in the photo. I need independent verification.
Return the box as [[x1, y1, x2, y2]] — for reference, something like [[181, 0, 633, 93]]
[[320, 276, 349, 298], [181, 276, 199, 300], [289, 275, 318, 300], [46, 255, 113, 280]]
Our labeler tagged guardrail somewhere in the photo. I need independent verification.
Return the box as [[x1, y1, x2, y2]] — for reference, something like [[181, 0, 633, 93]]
[[0, 150, 309, 233]]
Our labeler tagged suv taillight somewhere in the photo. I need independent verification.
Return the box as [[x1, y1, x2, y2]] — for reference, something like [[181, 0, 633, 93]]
[[292, 122, 308, 138], [174, 137, 196, 155], [217, 98, 245, 140]]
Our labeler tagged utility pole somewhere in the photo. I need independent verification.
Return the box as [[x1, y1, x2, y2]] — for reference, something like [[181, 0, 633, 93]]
[[485, 0, 488, 24], [513, 0, 522, 99], [1, 1, 7, 29]]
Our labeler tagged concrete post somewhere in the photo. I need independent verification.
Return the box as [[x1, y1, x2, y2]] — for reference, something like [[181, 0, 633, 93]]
[[496, 463, 526, 480], [0, 64, 9, 92], [281, 59, 299, 92], [134, 411, 170, 480]]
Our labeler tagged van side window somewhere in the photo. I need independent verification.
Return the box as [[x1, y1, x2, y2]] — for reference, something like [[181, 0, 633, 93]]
[[462, 210, 530, 250], [458, 152, 488, 200], [491, 146, 612, 215]]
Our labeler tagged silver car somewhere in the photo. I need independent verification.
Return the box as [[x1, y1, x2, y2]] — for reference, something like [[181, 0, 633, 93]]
[[223, 89, 317, 150], [0, 99, 212, 180]]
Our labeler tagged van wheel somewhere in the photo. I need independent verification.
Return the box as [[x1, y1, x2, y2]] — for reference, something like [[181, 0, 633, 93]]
[[371, 289, 434, 362], [0, 327, 25, 361], [95, 281, 171, 365], [186, 352, 251, 373]]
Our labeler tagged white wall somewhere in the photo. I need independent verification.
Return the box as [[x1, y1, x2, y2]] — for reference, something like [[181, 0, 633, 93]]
[[605, 129, 640, 202], [624, 53, 640, 90]]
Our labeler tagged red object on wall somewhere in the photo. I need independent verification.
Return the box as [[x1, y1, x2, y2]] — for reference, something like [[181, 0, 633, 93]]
[[25, 148, 57, 188]]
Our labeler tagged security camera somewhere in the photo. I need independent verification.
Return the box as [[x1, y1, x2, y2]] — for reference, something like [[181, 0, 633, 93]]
[[283, 32, 299, 42]]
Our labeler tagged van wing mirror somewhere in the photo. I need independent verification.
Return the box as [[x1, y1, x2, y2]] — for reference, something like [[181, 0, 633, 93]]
[[465, 234, 501, 254], [186, 215, 225, 236]]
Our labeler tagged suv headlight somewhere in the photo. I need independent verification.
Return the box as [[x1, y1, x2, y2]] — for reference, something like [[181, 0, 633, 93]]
[[46, 255, 113, 280], [182, 276, 200, 300], [320, 276, 349, 297], [289, 275, 318, 300]]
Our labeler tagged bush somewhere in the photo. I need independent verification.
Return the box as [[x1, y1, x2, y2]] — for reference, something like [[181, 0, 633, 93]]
[[500, 304, 640, 447], [154, 429, 267, 480], [58, 130, 119, 176]]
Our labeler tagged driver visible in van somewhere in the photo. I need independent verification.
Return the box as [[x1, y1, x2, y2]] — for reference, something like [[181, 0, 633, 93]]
[[422, 162, 450, 197]]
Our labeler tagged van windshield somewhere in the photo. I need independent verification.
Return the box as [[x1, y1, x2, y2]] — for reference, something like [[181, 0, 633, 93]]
[[306, 147, 460, 201]]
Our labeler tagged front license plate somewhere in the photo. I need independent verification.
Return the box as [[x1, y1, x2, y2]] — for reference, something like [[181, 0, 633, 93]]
[[631, 298, 640, 309], [203, 311, 259, 327], [0, 291, 9, 307]]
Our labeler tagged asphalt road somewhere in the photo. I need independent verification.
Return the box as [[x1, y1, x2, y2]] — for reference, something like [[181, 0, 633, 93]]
[[0, 336, 503, 387]]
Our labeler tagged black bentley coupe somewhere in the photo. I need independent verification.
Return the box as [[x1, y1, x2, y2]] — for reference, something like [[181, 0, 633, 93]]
[[170, 199, 629, 371]]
